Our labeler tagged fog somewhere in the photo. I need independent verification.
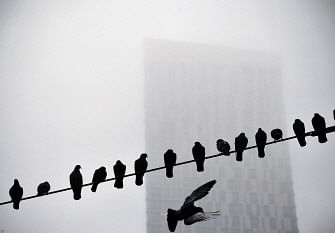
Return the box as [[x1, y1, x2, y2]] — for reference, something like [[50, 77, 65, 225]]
[[0, 0, 334, 233]]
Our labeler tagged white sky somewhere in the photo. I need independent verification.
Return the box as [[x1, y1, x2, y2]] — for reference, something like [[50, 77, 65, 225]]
[[0, 0, 335, 233]]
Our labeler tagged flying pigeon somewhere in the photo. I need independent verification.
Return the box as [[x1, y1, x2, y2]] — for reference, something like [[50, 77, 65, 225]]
[[192, 142, 205, 172], [167, 180, 220, 232], [135, 153, 148, 186], [113, 160, 126, 189], [293, 119, 306, 147], [9, 179, 23, 210], [91, 166, 107, 192], [164, 149, 177, 178], [70, 165, 83, 200], [216, 139, 230, 156], [255, 128, 267, 158], [235, 133, 248, 162], [37, 181, 50, 195], [271, 128, 283, 141], [312, 113, 327, 143]]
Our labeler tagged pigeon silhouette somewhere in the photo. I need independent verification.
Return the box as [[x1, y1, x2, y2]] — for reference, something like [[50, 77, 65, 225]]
[[70, 165, 83, 200], [255, 128, 267, 158], [216, 139, 230, 156], [167, 180, 220, 232], [9, 179, 23, 210], [135, 153, 148, 186], [164, 149, 177, 178], [333, 109, 335, 120], [192, 142, 206, 172], [113, 160, 126, 189], [91, 166, 107, 192], [271, 128, 283, 141], [235, 133, 248, 162], [293, 119, 306, 147], [37, 181, 50, 196], [312, 113, 327, 143]]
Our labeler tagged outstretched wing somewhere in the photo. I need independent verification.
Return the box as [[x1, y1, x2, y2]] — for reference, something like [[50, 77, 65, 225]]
[[182, 180, 216, 208]]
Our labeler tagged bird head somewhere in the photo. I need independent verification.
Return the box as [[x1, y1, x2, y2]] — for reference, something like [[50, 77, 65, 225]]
[[195, 141, 201, 146], [14, 179, 19, 185], [167, 149, 173, 153], [75, 165, 81, 170], [100, 166, 106, 171], [140, 153, 148, 159]]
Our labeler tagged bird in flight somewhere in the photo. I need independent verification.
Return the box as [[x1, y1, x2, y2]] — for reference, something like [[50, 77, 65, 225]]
[[167, 180, 220, 232]]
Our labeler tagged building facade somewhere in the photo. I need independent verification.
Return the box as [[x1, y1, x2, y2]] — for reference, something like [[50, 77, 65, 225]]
[[144, 39, 298, 233]]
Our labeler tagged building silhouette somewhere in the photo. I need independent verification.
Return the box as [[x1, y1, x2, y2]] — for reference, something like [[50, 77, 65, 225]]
[[144, 39, 299, 233]]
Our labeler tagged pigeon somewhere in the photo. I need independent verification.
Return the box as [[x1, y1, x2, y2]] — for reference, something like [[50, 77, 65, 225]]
[[235, 133, 248, 162], [9, 179, 23, 210], [91, 166, 107, 192], [333, 109, 335, 120], [164, 149, 177, 178], [135, 153, 148, 186], [312, 113, 327, 143], [192, 142, 206, 172], [70, 165, 83, 200], [271, 128, 283, 141], [113, 160, 126, 189], [216, 139, 230, 156], [167, 180, 220, 232], [293, 119, 306, 147], [37, 181, 50, 195], [255, 128, 267, 158]]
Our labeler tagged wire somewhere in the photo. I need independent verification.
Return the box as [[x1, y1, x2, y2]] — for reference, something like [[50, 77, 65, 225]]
[[1, 125, 334, 206]]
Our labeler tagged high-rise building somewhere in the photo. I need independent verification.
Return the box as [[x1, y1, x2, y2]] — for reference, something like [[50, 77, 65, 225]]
[[144, 39, 298, 233]]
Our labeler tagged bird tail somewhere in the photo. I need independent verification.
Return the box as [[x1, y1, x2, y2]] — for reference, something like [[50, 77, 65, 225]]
[[135, 175, 143, 186], [114, 178, 124, 189], [297, 137, 307, 147], [257, 146, 265, 158], [13, 201, 20, 210], [166, 167, 173, 178], [91, 183, 98, 192], [74, 192, 81, 200], [167, 209, 178, 232], [318, 134, 328, 143], [236, 151, 243, 162], [195, 160, 204, 172]]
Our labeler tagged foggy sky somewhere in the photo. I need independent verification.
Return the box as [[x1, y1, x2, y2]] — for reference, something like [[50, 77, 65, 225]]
[[0, 1, 335, 233]]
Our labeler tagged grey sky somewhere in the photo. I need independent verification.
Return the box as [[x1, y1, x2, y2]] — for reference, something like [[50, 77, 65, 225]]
[[0, 0, 334, 233]]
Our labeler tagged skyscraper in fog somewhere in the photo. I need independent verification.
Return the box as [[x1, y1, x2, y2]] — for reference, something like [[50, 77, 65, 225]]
[[144, 39, 298, 233]]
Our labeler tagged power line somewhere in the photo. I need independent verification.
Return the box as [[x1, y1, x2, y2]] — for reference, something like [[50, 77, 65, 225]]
[[1, 125, 334, 206]]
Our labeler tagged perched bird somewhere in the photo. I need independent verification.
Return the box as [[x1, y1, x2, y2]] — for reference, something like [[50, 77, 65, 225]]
[[37, 181, 50, 196], [333, 109, 335, 120], [167, 180, 220, 232], [216, 139, 230, 156], [113, 160, 126, 189], [271, 128, 283, 141], [312, 113, 328, 143], [91, 166, 107, 192], [192, 142, 206, 172], [255, 128, 267, 158], [293, 119, 306, 147], [70, 165, 83, 200], [9, 179, 23, 210], [135, 153, 148, 186], [235, 133, 248, 162], [164, 149, 177, 178]]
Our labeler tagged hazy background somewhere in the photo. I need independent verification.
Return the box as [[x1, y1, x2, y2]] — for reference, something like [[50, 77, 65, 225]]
[[0, 0, 334, 233]]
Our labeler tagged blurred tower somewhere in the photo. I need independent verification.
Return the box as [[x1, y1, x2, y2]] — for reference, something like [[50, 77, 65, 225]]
[[144, 39, 298, 233]]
